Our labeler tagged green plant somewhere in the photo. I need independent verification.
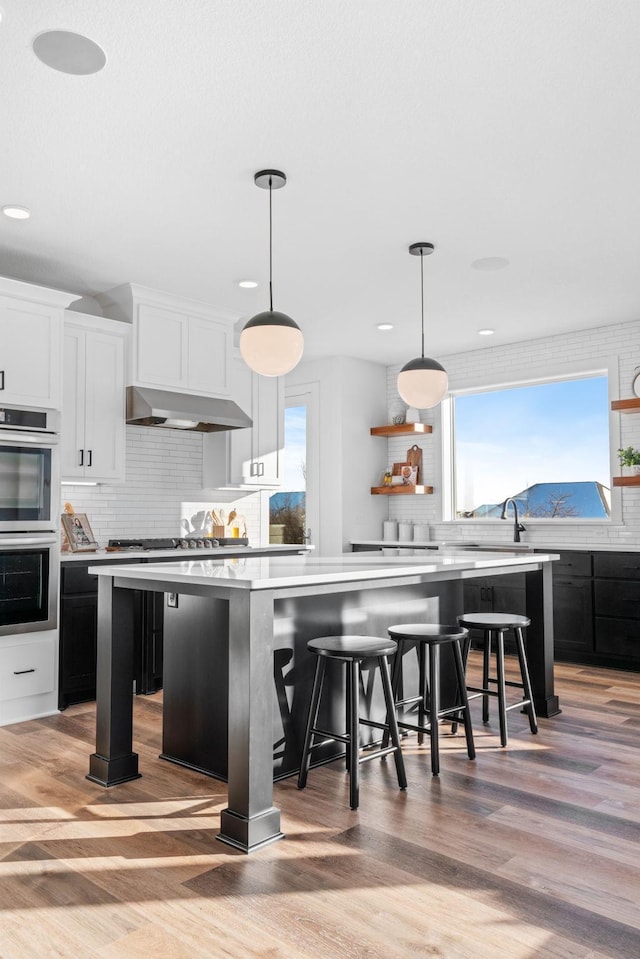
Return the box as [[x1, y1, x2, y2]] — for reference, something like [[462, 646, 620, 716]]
[[617, 446, 640, 467]]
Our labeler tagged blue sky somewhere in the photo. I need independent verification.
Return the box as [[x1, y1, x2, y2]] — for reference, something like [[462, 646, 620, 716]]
[[283, 405, 306, 491], [455, 375, 610, 512]]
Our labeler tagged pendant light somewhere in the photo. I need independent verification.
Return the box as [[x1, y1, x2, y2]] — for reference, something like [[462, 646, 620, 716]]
[[240, 169, 303, 377], [397, 242, 448, 409]]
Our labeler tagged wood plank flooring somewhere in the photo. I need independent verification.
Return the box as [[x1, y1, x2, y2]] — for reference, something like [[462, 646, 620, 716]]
[[0, 657, 639, 958]]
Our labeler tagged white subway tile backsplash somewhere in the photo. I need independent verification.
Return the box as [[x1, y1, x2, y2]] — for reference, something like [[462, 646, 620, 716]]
[[60, 426, 263, 545]]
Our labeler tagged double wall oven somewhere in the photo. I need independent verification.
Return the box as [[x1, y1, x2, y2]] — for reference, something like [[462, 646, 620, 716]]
[[0, 406, 60, 636]]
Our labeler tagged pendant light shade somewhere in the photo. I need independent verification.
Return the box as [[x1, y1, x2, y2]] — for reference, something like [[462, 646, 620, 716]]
[[397, 242, 448, 409], [240, 170, 303, 377]]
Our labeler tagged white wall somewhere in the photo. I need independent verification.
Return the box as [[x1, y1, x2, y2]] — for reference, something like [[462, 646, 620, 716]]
[[287, 355, 388, 554], [384, 318, 640, 549], [60, 425, 263, 545]]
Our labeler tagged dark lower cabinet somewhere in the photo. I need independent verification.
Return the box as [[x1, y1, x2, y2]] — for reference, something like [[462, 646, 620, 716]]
[[59, 559, 163, 709], [545, 551, 594, 664], [592, 552, 640, 669], [59, 592, 98, 709], [534, 549, 639, 671]]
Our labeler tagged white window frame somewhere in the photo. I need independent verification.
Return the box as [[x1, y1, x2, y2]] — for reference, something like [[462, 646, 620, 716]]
[[440, 358, 621, 526]]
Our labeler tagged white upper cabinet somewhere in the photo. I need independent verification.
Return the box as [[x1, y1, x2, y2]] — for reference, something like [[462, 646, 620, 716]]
[[203, 354, 283, 489], [96, 284, 233, 398], [62, 313, 128, 483], [0, 276, 76, 409]]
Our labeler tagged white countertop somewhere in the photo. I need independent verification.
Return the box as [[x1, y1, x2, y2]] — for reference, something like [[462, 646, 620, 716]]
[[350, 539, 640, 553], [90, 550, 559, 592], [63, 544, 311, 563]]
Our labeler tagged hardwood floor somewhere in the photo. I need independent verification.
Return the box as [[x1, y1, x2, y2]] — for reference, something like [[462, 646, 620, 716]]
[[0, 657, 639, 958]]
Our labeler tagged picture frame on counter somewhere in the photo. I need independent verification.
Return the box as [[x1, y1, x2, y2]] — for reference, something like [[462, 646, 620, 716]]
[[61, 512, 98, 552]]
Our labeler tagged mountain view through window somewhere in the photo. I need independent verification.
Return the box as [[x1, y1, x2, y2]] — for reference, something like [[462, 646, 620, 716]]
[[453, 375, 610, 520]]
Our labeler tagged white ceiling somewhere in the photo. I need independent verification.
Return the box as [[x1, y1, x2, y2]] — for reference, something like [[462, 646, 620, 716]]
[[3, 1, 640, 366]]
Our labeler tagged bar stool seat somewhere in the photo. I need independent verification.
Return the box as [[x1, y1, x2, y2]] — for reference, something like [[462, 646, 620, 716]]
[[457, 612, 537, 747], [383, 624, 476, 776], [297, 635, 407, 810]]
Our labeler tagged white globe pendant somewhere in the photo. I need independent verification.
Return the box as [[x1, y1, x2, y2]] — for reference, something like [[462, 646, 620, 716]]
[[396, 242, 447, 409], [240, 170, 303, 377], [240, 310, 304, 377], [397, 357, 448, 409]]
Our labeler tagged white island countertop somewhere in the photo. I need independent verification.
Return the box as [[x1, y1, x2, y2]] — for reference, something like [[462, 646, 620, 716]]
[[90, 549, 559, 591]]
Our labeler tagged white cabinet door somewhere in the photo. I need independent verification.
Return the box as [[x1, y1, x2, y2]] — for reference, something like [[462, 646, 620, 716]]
[[202, 357, 283, 489], [250, 374, 283, 487], [84, 329, 125, 482], [61, 326, 86, 480], [187, 315, 232, 396], [136, 303, 187, 389], [61, 316, 127, 483], [0, 300, 63, 408]]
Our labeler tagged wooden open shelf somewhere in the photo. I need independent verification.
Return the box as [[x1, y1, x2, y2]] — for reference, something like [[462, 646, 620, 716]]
[[370, 423, 433, 437], [371, 485, 434, 495], [612, 476, 640, 487], [611, 398, 640, 413]]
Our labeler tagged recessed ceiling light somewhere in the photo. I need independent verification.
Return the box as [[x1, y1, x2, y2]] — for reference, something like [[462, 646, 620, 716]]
[[2, 205, 31, 220], [478, 328, 495, 336], [238, 280, 258, 289], [471, 257, 510, 271], [32, 30, 106, 75], [377, 323, 394, 331]]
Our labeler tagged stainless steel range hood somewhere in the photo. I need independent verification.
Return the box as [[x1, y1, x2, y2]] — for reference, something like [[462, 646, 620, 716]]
[[126, 386, 252, 432]]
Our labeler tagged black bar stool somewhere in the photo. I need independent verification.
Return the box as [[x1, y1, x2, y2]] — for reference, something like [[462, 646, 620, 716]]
[[298, 635, 407, 810], [382, 624, 475, 776], [457, 612, 538, 747]]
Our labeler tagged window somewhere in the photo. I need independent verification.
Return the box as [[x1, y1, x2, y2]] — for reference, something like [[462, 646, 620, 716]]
[[269, 404, 307, 544], [448, 374, 611, 521]]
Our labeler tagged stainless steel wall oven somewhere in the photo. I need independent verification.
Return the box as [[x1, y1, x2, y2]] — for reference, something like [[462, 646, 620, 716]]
[[0, 406, 60, 532], [0, 406, 60, 634], [0, 533, 59, 635]]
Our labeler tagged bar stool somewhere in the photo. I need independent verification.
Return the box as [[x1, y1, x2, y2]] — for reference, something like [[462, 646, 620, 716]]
[[457, 612, 537, 747], [298, 635, 407, 810], [382, 624, 476, 776]]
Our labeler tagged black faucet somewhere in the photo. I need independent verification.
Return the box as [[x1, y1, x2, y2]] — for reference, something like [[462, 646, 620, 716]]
[[501, 497, 526, 542]]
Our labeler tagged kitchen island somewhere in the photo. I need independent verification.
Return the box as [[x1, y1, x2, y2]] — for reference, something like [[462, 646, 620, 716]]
[[88, 549, 559, 853]]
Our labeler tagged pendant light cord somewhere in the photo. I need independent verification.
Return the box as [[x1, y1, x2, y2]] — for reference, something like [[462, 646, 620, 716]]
[[420, 249, 425, 359], [269, 176, 274, 312]]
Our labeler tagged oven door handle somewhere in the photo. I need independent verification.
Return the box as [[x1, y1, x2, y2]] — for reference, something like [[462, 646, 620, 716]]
[[0, 534, 58, 547], [0, 429, 59, 445]]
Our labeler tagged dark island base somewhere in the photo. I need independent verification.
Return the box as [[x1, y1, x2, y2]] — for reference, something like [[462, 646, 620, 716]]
[[160, 584, 470, 782]]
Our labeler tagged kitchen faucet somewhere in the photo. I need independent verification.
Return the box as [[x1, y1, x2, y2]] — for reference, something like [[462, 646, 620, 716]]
[[501, 497, 526, 542]]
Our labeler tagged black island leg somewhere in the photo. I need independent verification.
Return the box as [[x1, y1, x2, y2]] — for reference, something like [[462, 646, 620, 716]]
[[87, 577, 141, 786], [525, 563, 561, 718], [219, 588, 283, 852]]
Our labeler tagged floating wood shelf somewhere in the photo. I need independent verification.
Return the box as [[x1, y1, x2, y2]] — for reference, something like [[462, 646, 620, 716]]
[[370, 423, 433, 437], [611, 398, 640, 413], [612, 476, 640, 486], [371, 485, 434, 495]]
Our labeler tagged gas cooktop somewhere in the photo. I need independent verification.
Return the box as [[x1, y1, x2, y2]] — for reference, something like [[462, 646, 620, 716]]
[[107, 537, 249, 551]]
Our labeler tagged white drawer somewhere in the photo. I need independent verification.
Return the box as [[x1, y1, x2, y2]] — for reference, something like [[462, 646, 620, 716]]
[[0, 639, 56, 701]]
